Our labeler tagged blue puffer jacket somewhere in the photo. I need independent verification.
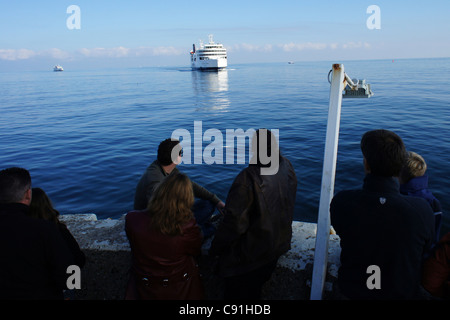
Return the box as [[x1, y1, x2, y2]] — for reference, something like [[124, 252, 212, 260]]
[[400, 175, 442, 243]]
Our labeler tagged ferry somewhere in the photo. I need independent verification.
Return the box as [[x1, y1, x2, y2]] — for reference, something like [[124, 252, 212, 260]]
[[53, 65, 64, 72], [190, 35, 227, 70]]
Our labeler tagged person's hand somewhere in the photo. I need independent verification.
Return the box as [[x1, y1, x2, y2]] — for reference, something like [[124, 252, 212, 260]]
[[216, 201, 225, 214]]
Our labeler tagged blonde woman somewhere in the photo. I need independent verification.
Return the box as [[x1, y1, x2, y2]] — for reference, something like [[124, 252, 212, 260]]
[[125, 173, 204, 300]]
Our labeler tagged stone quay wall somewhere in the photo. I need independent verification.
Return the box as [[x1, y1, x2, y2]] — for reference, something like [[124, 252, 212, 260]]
[[60, 214, 342, 300]]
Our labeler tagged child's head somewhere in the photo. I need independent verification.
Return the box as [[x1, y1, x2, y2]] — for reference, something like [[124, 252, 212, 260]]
[[400, 151, 427, 184]]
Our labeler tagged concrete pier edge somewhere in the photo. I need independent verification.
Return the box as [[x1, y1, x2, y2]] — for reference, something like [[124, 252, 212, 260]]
[[60, 213, 341, 300]]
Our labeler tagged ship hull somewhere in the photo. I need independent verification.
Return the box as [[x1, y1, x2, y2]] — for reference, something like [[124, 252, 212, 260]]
[[191, 57, 227, 70]]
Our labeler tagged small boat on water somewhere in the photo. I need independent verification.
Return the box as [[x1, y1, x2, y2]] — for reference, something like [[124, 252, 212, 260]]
[[53, 65, 64, 72]]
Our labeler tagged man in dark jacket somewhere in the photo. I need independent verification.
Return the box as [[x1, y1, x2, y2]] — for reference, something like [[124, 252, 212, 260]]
[[0, 167, 74, 299], [330, 129, 435, 299], [209, 129, 297, 299], [134, 138, 225, 238]]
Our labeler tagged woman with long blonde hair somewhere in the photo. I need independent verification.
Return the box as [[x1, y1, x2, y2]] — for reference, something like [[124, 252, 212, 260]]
[[125, 173, 204, 300], [147, 172, 195, 236]]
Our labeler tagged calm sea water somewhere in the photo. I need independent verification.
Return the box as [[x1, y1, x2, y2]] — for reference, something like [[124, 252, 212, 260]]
[[1, 58, 449, 236]]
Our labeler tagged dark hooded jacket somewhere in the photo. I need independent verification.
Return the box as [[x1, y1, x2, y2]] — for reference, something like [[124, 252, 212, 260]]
[[209, 155, 297, 277]]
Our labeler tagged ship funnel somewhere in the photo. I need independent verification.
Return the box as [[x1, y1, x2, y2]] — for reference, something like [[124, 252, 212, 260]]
[[192, 44, 196, 53]]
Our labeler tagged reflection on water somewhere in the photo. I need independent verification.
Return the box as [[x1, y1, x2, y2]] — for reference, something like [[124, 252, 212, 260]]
[[191, 69, 230, 112]]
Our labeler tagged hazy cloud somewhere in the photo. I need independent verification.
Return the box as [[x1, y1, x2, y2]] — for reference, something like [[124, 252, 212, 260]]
[[341, 42, 371, 49], [149, 46, 183, 56], [0, 49, 36, 61], [43, 48, 72, 60], [0, 41, 372, 62], [230, 43, 273, 52], [280, 42, 327, 52], [0, 46, 184, 61], [78, 46, 130, 58], [229, 41, 372, 53]]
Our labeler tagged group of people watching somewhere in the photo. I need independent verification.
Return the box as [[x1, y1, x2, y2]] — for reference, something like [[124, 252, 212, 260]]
[[330, 129, 447, 299], [0, 169, 85, 299], [0, 128, 448, 300]]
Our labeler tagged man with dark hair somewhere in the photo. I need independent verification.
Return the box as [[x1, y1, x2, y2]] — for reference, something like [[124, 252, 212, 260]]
[[0, 167, 74, 299], [331, 129, 435, 299], [360, 129, 407, 177], [209, 129, 297, 299], [134, 138, 225, 238], [0, 167, 32, 204]]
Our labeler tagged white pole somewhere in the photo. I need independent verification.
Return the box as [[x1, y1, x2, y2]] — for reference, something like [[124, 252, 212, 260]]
[[310, 64, 345, 300]]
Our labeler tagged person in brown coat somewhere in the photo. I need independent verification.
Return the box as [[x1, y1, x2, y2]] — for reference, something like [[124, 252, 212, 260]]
[[422, 232, 450, 299], [209, 129, 297, 299], [125, 172, 204, 300]]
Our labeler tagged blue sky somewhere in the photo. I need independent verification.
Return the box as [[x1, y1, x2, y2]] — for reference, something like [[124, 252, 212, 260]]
[[1, 0, 449, 70]]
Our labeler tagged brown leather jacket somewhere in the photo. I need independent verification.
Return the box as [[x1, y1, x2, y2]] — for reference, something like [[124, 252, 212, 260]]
[[422, 232, 450, 299], [209, 155, 297, 277], [125, 211, 204, 299]]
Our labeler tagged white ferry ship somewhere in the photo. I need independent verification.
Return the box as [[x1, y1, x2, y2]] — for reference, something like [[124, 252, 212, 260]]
[[190, 35, 227, 70], [53, 65, 64, 72]]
